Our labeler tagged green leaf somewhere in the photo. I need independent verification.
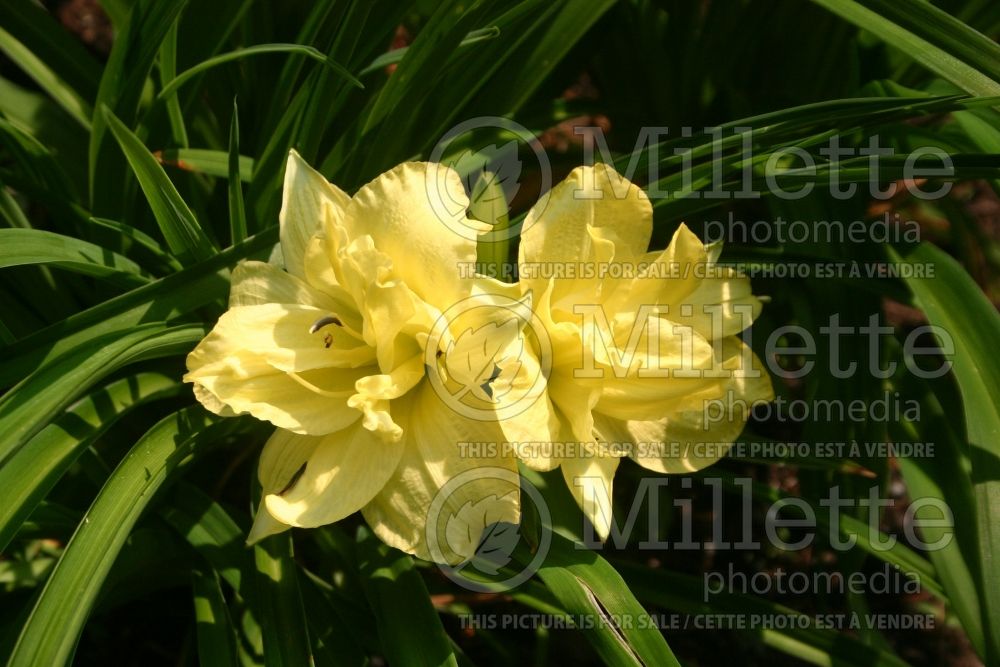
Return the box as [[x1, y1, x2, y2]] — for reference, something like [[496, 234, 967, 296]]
[[357, 528, 458, 667], [357, 0, 499, 173], [0, 228, 275, 388], [99, 0, 133, 29], [102, 106, 217, 264], [358, 26, 501, 77], [0, 25, 92, 129], [470, 170, 511, 279], [534, 533, 681, 667], [0, 0, 101, 103], [298, 574, 372, 667], [808, 0, 1000, 96], [153, 150, 253, 183], [616, 562, 911, 667], [464, 0, 617, 116], [192, 569, 240, 667], [890, 373, 984, 657], [87, 216, 184, 274], [89, 0, 191, 212], [158, 17, 189, 147], [0, 116, 77, 201], [0, 372, 181, 552], [7, 407, 238, 667], [866, 0, 1000, 86], [0, 77, 89, 192], [156, 43, 362, 102], [889, 241, 1000, 664], [161, 483, 249, 596], [0, 228, 153, 288], [0, 318, 15, 345], [0, 180, 31, 229], [228, 100, 248, 244], [253, 0, 353, 147], [297, 1, 407, 182], [253, 533, 314, 667], [710, 471, 946, 600], [163, 488, 372, 665], [0, 323, 206, 465]]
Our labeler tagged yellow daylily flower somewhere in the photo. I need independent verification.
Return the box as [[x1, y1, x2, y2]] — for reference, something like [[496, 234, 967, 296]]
[[513, 164, 774, 539], [185, 151, 522, 562]]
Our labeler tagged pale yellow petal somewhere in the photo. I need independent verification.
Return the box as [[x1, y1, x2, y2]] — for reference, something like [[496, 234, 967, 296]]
[[263, 423, 404, 527], [608, 223, 705, 313], [228, 261, 359, 333], [548, 229, 616, 319], [344, 162, 483, 308], [624, 337, 774, 473], [187, 303, 374, 374], [247, 507, 291, 544], [325, 234, 430, 371], [363, 277, 425, 372], [561, 452, 619, 541], [591, 316, 720, 421], [280, 150, 350, 278], [349, 354, 425, 440], [192, 382, 237, 417], [546, 374, 601, 444], [258, 428, 319, 490], [185, 352, 363, 434], [361, 383, 519, 564], [519, 163, 652, 269], [434, 288, 532, 402], [617, 224, 762, 339], [677, 267, 762, 339], [496, 346, 561, 466]]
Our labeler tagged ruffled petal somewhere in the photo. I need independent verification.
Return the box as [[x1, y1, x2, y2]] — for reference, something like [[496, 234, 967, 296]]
[[591, 315, 721, 421], [344, 162, 486, 309], [349, 354, 425, 440], [185, 351, 364, 434], [192, 382, 237, 417], [248, 427, 319, 543], [606, 223, 706, 314], [622, 337, 774, 473], [615, 224, 762, 339], [361, 383, 520, 564], [519, 163, 652, 269], [262, 423, 404, 527], [280, 150, 350, 278], [678, 266, 762, 339]]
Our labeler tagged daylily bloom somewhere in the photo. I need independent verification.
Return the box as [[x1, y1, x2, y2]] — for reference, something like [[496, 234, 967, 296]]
[[184, 151, 523, 562], [511, 164, 774, 539]]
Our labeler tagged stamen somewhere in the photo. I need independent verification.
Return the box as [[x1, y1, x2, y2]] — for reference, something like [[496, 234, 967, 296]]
[[309, 315, 343, 334], [286, 372, 353, 398]]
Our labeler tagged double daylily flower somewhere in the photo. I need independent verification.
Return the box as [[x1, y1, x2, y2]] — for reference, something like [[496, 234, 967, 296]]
[[185, 151, 773, 562]]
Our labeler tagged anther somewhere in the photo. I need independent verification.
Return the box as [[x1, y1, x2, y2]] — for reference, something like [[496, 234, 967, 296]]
[[309, 315, 343, 334]]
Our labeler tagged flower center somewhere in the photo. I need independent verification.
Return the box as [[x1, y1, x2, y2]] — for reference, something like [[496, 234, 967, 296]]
[[309, 315, 343, 349]]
